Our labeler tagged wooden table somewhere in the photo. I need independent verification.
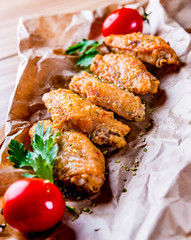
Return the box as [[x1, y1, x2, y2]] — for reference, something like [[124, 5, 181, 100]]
[[0, 0, 122, 139]]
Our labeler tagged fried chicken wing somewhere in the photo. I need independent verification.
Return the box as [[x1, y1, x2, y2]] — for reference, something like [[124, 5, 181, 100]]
[[42, 89, 130, 148], [103, 32, 179, 68], [70, 71, 145, 121], [29, 120, 105, 193], [90, 53, 159, 95]]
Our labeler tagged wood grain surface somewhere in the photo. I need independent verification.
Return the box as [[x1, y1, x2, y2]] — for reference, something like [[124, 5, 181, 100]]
[[0, 0, 124, 134]]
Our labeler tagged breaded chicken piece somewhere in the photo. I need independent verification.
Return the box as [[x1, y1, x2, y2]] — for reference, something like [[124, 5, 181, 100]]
[[103, 32, 179, 68], [90, 53, 159, 95], [42, 89, 130, 148], [70, 71, 145, 121], [29, 120, 105, 193]]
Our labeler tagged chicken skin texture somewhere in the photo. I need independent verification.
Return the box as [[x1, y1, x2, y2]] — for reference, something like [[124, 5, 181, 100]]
[[29, 120, 105, 193], [70, 71, 145, 121], [42, 89, 130, 148], [90, 53, 159, 95], [103, 32, 179, 68]]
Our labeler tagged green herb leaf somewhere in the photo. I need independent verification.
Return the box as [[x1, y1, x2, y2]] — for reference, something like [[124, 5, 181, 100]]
[[8, 139, 31, 168], [66, 42, 84, 54], [66, 39, 99, 54], [77, 49, 99, 67], [8, 122, 60, 183], [66, 206, 76, 212], [66, 39, 103, 68], [83, 207, 90, 212]]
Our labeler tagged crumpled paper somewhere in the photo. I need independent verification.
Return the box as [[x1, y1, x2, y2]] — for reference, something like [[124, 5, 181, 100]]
[[1, 0, 191, 239]]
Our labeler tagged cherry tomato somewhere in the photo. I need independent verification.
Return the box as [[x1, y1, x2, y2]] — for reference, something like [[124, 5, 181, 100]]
[[3, 178, 66, 233], [102, 8, 143, 37]]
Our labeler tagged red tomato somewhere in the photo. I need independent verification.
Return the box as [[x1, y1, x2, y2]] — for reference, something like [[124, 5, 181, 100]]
[[3, 178, 66, 233], [102, 8, 143, 37]]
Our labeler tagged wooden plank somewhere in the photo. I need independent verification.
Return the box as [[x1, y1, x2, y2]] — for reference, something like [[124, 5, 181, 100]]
[[0, 56, 18, 129], [0, 125, 5, 147], [0, 0, 120, 59]]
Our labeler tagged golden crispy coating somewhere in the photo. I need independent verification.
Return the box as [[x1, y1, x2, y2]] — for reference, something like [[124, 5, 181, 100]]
[[42, 89, 130, 148], [29, 121, 105, 193], [70, 71, 145, 121], [103, 32, 179, 68], [90, 53, 159, 95]]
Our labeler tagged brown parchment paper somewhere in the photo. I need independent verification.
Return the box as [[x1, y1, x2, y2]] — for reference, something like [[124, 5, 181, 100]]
[[1, 0, 191, 239]]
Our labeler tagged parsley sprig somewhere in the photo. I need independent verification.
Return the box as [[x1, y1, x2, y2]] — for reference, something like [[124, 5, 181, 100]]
[[8, 122, 60, 183], [66, 39, 103, 68]]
